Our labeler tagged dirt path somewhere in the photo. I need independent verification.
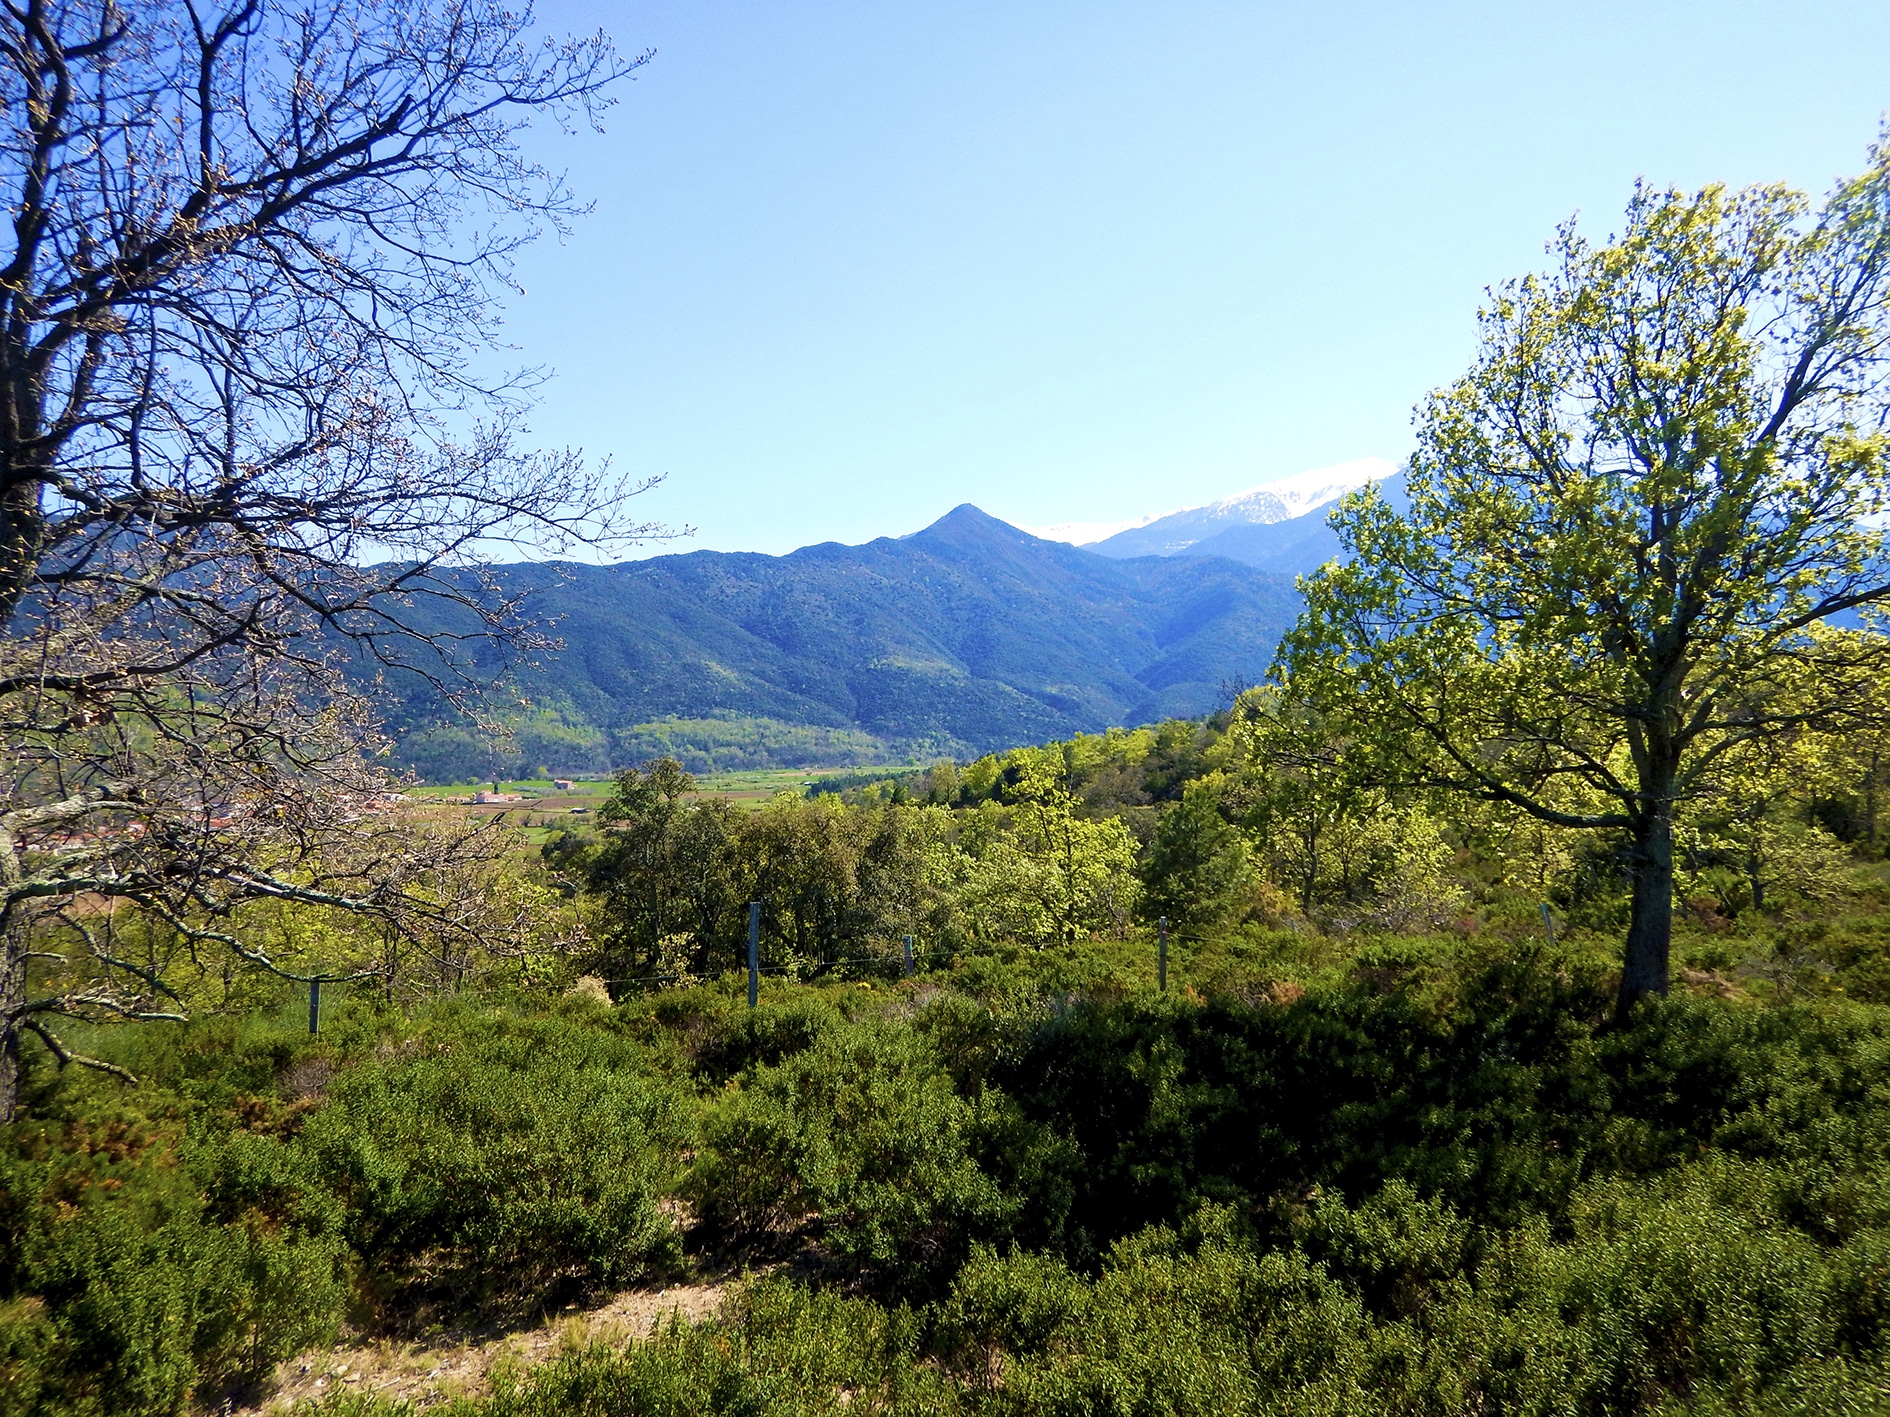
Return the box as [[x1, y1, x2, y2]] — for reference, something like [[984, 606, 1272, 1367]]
[[240, 1277, 733, 1413]]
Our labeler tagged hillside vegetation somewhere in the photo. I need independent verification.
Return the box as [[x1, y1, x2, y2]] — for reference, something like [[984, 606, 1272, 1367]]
[[380, 506, 1302, 783], [10, 694, 1890, 1414]]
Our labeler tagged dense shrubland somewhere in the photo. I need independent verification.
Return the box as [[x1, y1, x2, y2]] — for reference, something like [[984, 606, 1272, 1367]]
[[23, 665, 1878, 1411], [11, 705, 1890, 1412]]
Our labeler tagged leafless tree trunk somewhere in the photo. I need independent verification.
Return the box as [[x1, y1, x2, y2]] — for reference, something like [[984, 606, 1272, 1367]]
[[0, 0, 659, 1118]]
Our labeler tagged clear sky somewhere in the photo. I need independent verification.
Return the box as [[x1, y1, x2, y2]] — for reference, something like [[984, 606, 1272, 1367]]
[[501, 1, 1890, 557]]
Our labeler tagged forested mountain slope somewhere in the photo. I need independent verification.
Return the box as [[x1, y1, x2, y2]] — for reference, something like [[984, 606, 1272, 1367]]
[[392, 505, 1302, 780]]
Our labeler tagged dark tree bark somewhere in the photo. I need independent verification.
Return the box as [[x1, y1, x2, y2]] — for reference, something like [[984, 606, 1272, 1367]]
[[0, 924, 22, 1122], [1620, 810, 1676, 1010]]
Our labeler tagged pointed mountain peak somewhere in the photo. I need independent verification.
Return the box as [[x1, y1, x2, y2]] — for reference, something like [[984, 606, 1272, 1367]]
[[913, 503, 1042, 545], [929, 503, 1005, 528]]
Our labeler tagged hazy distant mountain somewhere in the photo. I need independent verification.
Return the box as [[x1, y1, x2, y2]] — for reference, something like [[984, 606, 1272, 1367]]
[[1165, 471, 1411, 575], [387, 505, 1304, 781], [1086, 458, 1398, 560]]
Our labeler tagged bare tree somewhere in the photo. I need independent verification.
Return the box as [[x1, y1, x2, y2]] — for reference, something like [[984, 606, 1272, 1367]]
[[0, 0, 658, 1118]]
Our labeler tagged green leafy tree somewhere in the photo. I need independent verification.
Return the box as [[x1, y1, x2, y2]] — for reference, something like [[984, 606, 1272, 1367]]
[[1230, 689, 1458, 929], [582, 763, 956, 980], [1280, 143, 1890, 1007], [1006, 752, 1140, 947], [1138, 777, 1254, 937], [1671, 718, 1854, 915], [741, 797, 938, 971], [1232, 692, 1380, 919], [582, 760, 743, 982], [946, 758, 1139, 949], [1794, 667, 1890, 847]]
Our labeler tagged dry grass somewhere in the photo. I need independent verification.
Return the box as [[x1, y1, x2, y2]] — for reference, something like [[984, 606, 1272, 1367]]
[[240, 1276, 733, 1413]]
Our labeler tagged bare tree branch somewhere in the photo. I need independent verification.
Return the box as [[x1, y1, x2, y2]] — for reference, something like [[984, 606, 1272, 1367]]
[[0, 0, 661, 1119]]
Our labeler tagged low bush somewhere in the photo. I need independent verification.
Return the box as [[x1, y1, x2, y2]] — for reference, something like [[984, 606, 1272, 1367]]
[[291, 1279, 953, 1417], [299, 1015, 689, 1322], [20, 942, 1890, 1413], [685, 1017, 1011, 1295], [0, 1110, 346, 1417]]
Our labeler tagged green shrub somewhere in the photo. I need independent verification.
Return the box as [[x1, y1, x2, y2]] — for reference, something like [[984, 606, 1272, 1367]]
[[1537, 1163, 1839, 1409], [301, 1278, 955, 1417], [299, 1025, 687, 1320], [912, 993, 1015, 1098], [1299, 1181, 1472, 1321], [0, 1297, 56, 1416], [684, 1019, 1010, 1295], [0, 1113, 345, 1417], [685, 995, 845, 1086], [27, 941, 1890, 1413], [933, 1246, 1087, 1393], [935, 1221, 1381, 1417]]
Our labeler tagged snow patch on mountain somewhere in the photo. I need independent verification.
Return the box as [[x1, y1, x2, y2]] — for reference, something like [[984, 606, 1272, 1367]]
[[1193, 458, 1398, 531], [1061, 458, 1396, 558]]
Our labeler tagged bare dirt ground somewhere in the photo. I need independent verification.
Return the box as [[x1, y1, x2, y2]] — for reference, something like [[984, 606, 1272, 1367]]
[[239, 1276, 733, 1414]]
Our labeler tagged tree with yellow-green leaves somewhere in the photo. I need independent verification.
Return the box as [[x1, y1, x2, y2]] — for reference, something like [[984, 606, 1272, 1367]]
[[1279, 135, 1890, 1011], [949, 750, 1139, 949], [1229, 690, 1459, 930]]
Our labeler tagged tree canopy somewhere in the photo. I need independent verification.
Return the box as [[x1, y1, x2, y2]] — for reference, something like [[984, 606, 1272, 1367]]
[[1278, 136, 1890, 1008]]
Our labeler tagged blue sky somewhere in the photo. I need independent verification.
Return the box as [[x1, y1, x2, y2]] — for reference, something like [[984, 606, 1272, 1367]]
[[503, 1, 1890, 557]]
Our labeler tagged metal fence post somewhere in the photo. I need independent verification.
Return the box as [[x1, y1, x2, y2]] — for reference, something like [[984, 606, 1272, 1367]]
[[308, 978, 322, 1035], [1158, 917, 1168, 993], [902, 934, 914, 977], [747, 901, 761, 1008]]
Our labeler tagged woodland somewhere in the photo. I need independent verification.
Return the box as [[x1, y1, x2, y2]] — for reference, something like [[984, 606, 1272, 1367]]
[[5, 0, 1890, 1413]]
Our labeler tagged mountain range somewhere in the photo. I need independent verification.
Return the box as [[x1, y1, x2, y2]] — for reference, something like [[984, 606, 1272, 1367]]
[[389, 468, 1400, 782]]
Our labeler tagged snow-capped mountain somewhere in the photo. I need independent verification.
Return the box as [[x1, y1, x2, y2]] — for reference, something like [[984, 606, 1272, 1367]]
[[1078, 458, 1397, 559]]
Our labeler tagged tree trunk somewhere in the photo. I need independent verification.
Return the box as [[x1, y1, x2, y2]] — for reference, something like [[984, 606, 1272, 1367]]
[[1, 924, 23, 1123], [1619, 811, 1675, 1011]]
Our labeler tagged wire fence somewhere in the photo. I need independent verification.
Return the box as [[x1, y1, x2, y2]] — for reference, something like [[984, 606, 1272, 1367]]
[[590, 911, 1195, 1009], [304, 898, 1568, 1022], [600, 951, 912, 990]]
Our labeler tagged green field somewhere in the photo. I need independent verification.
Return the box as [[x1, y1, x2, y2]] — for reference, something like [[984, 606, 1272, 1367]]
[[395, 768, 919, 849], [693, 765, 911, 799], [401, 767, 914, 811]]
